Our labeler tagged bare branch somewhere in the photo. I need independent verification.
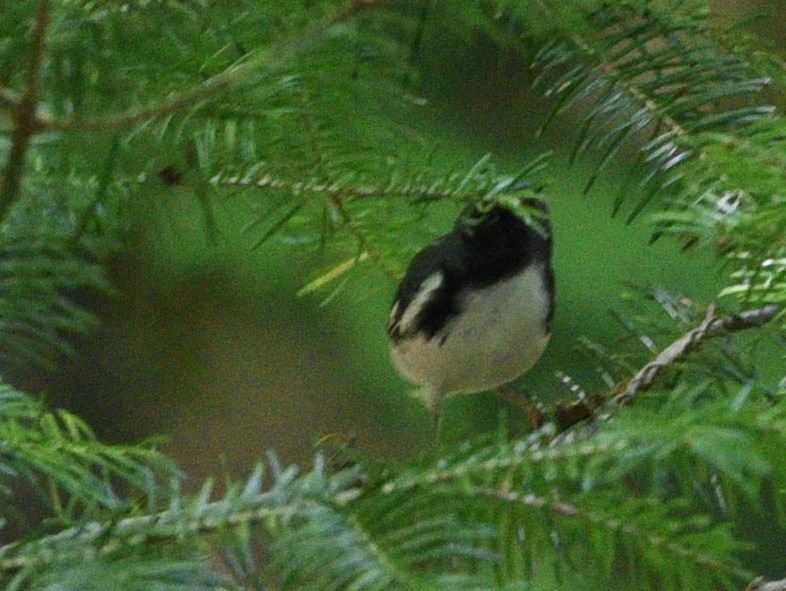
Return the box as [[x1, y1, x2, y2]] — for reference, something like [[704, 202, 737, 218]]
[[0, 0, 51, 220]]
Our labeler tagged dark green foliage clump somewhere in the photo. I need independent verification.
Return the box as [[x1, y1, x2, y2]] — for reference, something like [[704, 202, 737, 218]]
[[0, 1, 785, 590]]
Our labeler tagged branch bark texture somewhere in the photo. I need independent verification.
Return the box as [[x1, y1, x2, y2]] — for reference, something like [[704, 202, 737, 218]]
[[0, 0, 50, 220]]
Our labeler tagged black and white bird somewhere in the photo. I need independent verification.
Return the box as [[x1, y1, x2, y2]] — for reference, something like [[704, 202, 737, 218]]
[[387, 195, 554, 427]]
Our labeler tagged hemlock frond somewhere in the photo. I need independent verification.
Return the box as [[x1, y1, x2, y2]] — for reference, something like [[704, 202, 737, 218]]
[[0, 236, 107, 371], [210, 153, 550, 292], [2, 454, 495, 590], [379, 389, 786, 589], [0, 384, 175, 518], [722, 255, 786, 308], [17, 553, 231, 591], [526, 1, 773, 214], [0, 183, 116, 372], [3, 386, 786, 589], [613, 288, 765, 391], [471, 487, 746, 591], [388, 388, 781, 506], [0, 237, 101, 370], [450, 1, 781, 270], [439, 1, 786, 325], [564, 287, 774, 400]]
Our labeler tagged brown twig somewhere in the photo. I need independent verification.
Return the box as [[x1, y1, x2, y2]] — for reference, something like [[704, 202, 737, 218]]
[[551, 392, 607, 432], [0, 0, 50, 220], [0, 87, 20, 111]]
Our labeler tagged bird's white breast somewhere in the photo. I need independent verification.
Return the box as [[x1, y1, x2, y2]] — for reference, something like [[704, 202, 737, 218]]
[[390, 263, 551, 395]]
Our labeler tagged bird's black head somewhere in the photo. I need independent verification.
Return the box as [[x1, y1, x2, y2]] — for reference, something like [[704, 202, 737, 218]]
[[456, 196, 552, 286], [458, 196, 551, 243]]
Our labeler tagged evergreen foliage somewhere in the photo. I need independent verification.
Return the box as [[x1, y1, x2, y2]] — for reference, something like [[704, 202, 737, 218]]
[[0, 1, 785, 590]]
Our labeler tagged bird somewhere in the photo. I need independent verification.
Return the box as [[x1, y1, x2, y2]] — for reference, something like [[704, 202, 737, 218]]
[[387, 193, 554, 433]]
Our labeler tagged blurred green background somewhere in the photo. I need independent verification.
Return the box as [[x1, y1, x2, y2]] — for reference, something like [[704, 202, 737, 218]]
[[16, 0, 785, 486]]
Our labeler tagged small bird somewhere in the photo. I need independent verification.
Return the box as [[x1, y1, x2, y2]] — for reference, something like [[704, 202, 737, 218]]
[[388, 194, 554, 430]]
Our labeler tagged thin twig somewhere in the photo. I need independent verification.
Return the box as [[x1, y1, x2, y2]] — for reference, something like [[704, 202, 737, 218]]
[[0, 87, 20, 111], [0, 0, 51, 220], [495, 384, 548, 428], [204, 171, 473, 204]]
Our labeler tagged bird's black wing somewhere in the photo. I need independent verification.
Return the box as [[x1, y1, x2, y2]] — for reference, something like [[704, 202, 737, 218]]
[[388, 231, 468, 342]]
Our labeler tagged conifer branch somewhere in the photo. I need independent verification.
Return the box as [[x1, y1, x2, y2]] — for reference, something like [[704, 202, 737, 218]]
[[1, 0, 389, 135], [290, 85, 399, 284], [0, 0, 50, 220], [0, 3, 783, 589], [469, 486, 748, 579], [382, 439, 630, 495], [533, 0, 689, 139], [330, 200, 401, 283], [0, 487, 361, 574], [529, 0, 772, 217], [207, 171, 479, 204]]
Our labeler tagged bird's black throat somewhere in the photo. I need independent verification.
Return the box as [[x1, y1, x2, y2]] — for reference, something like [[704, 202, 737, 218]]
[[457, 205, 550, 288]]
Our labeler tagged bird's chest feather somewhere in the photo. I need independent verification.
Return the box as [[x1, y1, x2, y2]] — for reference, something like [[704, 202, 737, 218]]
[[391, 264, 551, 394], [448, 264, 548, 351]]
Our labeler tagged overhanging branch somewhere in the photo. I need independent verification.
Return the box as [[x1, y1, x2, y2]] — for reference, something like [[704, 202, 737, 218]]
[[0, 0, 389, 135]]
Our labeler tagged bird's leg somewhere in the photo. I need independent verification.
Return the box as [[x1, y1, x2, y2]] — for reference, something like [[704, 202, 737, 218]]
[[432, 407, 443, 442], [428, 387, 446, 443], [495, 385, 547, 430]]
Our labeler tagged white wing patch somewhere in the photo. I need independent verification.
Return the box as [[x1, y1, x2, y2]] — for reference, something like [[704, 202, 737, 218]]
[[388, 300, 400, 330], [395, 271, 444, 336]]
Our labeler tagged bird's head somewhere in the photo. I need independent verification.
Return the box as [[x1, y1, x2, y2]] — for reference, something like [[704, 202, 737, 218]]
[[457, 183, 550, 243]]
